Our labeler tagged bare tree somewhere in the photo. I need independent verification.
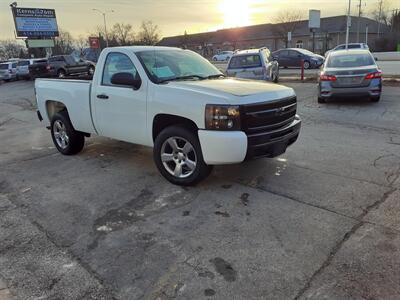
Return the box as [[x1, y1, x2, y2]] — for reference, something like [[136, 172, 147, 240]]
[[111, 23, 135, 46], [370, 0, 390, 26], [0, 40, 26, 60], [273, 10, 305, 48], [53, 29, 75, 55], [137, 21, 161, 45], [75, 35, 88, 53]]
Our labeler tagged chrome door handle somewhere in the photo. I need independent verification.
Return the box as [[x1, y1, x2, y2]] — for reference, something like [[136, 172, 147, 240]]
[[97, 94, 109, 100]]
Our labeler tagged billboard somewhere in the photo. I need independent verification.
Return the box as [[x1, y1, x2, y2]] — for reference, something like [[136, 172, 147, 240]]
[[12, 7, 59, 38], [309, 10, 321, 29]]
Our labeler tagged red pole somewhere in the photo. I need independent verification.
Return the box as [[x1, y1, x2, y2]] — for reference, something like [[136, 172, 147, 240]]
[[301, 59, 304, 81]]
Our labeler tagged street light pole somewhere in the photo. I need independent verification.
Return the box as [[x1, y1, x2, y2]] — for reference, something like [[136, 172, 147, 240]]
[[345, 0, 352, 50], [92, 8, 114, 48]]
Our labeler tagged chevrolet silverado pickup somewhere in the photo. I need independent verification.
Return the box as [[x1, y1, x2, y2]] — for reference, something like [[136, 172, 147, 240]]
[[35, 46, 301, 185]]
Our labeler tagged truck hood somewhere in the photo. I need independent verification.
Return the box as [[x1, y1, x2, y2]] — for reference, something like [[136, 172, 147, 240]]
[[167, 78, 295, 104]]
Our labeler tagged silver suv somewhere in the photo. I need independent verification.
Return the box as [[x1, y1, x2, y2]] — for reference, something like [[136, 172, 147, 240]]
[[226, 48, 279, 83]]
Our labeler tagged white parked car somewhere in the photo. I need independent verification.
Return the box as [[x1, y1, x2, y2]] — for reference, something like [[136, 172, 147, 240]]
[[0, 61, 18, 81], [35, 46, 301, 185], [17, 58, 46, 80], [212, 51, 234, 61], [325, 43, 369, 57]]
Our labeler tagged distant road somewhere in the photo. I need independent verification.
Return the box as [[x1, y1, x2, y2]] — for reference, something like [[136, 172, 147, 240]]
[[212, 60, 400, 76]]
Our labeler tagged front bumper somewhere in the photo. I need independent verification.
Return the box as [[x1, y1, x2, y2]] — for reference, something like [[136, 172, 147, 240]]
[[198, 116, 301, 165]]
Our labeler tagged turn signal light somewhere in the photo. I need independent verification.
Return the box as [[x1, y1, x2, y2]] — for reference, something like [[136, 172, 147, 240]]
[[320, 74, 337, 81], [365, 71, 382, 80]]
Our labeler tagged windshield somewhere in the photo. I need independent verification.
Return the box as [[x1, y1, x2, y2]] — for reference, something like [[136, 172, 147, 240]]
[[136, 49, 223, 83], [327, 53, 375, 68], [0, 64, 8, 70]]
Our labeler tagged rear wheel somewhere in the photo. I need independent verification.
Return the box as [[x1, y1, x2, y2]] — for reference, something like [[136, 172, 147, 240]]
[[88, 66, 95, 76], [153, 126, 212, 186], [51, 111, 85, 155], [318, 96, 326, 103], [370, 96, 381, 102], [57, 69, 66, 78]]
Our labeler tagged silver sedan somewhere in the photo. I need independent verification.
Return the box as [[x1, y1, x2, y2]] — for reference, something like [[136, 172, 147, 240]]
[[318, 50, 382, 103]]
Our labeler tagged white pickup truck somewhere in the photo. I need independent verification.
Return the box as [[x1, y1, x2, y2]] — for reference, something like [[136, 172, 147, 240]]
[[35, 46, 301, 185]]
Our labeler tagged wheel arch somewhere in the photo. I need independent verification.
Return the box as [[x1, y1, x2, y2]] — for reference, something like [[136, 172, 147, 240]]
[[152, 114, 198, 142], [46, 100, 68, 122]]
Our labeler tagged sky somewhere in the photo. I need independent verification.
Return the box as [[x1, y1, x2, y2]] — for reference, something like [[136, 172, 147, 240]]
[[0, 0, 397, 40]]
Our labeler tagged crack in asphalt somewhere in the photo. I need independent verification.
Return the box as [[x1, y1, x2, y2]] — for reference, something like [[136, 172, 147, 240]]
[[293, 187, 398, 300]]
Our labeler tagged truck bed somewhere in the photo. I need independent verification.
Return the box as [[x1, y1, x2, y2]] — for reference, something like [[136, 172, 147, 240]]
[[35, 78, 96, 134]]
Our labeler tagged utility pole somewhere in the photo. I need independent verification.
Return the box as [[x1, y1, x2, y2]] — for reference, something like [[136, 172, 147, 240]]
[[345, 0, 352, 49], [365, 24, 368, 44], [356, 0, 363, 42], [92, 8, 114, 48], [377, 0, 383, 38]]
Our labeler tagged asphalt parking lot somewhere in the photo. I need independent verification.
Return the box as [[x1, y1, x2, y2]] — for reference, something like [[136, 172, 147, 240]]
[[1, 80, 400, 299]]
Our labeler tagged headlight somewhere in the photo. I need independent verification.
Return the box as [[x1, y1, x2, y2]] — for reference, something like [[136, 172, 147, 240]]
[[205, 104, 241, 130]]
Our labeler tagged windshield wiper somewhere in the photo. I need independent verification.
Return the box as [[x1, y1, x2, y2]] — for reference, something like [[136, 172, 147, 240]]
[[158, 75, 206, 83], [205, 74, 226, 79]]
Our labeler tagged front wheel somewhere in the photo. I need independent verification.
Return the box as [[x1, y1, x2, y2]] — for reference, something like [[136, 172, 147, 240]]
[[51, 111, 85, 155], [153, 126, 212, 186], [303, 61, 311, 69]]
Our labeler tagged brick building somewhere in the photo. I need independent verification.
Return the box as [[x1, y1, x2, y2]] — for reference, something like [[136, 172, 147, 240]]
[[158, 16, 389, 56]]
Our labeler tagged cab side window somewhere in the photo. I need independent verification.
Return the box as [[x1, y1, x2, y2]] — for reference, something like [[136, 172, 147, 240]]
[[102, 52, 139, 86]]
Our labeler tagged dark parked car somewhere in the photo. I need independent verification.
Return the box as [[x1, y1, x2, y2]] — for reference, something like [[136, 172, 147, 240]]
[[29, 55, 95, 78], [318, 49, 382, 103], [272, 48, 324, 69]]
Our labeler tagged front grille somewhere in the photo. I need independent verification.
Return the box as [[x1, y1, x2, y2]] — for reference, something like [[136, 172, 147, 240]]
[[241, 96, 297, 135], [241, 96, 299, 159]]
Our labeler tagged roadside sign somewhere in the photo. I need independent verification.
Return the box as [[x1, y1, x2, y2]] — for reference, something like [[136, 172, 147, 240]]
[[26, 39, 55, 48], [309, 10, 321, 29], [12, 7, 59, 38], [288, 32, 292, 42], [89, 37, 100, 49]]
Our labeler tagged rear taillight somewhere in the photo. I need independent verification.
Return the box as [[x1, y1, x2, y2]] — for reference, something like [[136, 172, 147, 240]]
[[320, 74, 337, 81], [365, 71, 382, 80], [46, 65, 51, 70]]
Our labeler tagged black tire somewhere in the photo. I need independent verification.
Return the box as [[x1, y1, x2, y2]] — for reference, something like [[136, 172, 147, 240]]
[[57, 69, 66, 78], [370, 96, 380, 102], [273, 72, 279, 83], [318, 96, 326, 103], [88, 66, 95, 76], [153, 126, 213, 186], [50, 111, 85, 155], [303, 60, 311, 69]]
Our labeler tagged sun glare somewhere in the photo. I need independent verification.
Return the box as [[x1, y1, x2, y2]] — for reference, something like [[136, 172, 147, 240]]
[[219, 0, 251, 28]]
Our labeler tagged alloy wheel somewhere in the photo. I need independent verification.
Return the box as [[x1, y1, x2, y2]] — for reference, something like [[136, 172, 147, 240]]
[[53, 120, 69, 149], [160, 137, 197, 178]]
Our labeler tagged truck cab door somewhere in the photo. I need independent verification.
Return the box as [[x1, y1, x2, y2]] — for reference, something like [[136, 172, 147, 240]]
[[91, 51, 147, 145]]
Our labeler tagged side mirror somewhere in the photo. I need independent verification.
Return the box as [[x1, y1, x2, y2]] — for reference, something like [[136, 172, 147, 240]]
[[111, 72, 141, 90], [374, 57, 378, 61]]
